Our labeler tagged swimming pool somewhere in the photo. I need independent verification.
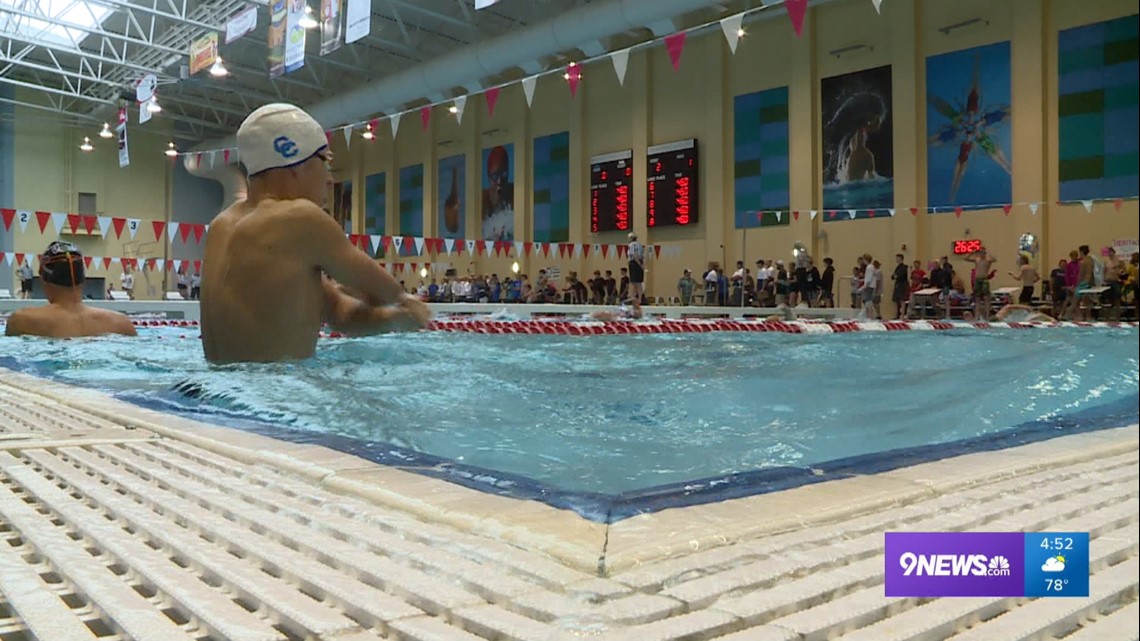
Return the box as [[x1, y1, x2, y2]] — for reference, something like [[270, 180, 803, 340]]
[[1, 323, 1136, 520]]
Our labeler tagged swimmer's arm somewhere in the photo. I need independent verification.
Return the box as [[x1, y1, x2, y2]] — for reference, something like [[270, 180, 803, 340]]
[[303, 204, 404, 306], [322, 284, 425, 335], [110, 313, 138, 337], [3, 310, 32, 336]]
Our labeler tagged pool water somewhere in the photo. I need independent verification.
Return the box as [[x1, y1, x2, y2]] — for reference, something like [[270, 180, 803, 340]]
[[1, 325, 1136, 504]]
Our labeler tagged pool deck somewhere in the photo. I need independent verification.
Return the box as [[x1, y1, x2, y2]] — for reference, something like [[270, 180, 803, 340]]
[[1, 368, 1137, 641]]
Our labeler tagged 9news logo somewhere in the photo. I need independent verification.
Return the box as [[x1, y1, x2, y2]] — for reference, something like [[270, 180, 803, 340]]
[[898, 552, 1012, 577], [885, 532, 1026, 597]]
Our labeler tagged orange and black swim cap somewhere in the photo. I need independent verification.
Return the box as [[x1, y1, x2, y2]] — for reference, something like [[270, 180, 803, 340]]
[[40, 241, 86, 287]]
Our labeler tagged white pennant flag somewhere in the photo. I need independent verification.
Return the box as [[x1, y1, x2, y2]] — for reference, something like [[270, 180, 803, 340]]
[[370, 235, 382, 253], [444, 238, 455, 254], [810, 210, 818, 220], [720, 14, 744, 54], [155, 259, 165, 273], [611, 49, 630, 86], [390, 112, 402, 139], [848, 209, 857, 220], [414, 237, 425, 255], [208, 150, 216, 168], [3, 253, 12, 267], [1029, 202, 1039, 216], [1081, 199, 1093, 213], [168, 222, 179, 242], [98, 216, 113, 237], [17, 210, 31, 233], [465, 239, 476, 254], [775, 211, 783, 222], [871, 0, 883, 13], [127, 218, 140, 239], [593, 243, 601, 255], [453, 96, 467, 124], [343, 126, 353, 147], [522, 75, 538, 108], [173, 260, 182, 273], [110, 257, 121, 266], [888, 208, 896, 217], [573, 243, 583, 258], [51, 212, 67, 234], [515, 241, 524, 257], [90, 256, 101, 270]]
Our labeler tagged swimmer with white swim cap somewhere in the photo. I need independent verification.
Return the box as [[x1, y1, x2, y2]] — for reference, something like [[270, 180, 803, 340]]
[[200, 103, 429, 364]]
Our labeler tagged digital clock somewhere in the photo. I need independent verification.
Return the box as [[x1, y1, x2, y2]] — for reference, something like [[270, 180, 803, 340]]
[[952, 238, 983, 255], [647, 138, 698, 228], [590, 150, 633, 233]]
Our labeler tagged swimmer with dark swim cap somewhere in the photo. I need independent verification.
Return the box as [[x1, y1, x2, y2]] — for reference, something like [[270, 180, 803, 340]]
[[4, 242, 136, 338]]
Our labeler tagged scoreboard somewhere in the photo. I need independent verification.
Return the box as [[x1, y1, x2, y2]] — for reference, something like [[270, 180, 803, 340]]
[[589, 149, 633, 233], [646, 138, 698, 228]]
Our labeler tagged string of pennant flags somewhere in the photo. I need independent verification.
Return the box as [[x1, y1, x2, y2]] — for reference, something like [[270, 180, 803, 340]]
[[177, 0, 893, 165], [747, 196, 1135, 223]]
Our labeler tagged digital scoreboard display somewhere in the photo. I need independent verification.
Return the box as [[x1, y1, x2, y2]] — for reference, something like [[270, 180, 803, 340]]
[[589, 150, 633, 233], [952, 239, 983, 255], [647, 138, 698, 228]]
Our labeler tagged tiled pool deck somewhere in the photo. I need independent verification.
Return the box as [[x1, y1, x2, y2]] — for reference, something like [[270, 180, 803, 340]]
[[1, 368, 1137, 641]]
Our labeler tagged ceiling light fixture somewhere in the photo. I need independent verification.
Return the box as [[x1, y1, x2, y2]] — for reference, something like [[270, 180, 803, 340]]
[[209, 57, 229, 77], [79, 136, 93, 152], [165, 141, 178, 157], [299, 5, 319, 29], [361, 123, 375, 140], [147, 99, 162, 113], [99, 122, 113, 138]]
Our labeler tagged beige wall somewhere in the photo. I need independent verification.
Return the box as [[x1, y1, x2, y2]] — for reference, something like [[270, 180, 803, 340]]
[[8, 94, 175, 299]]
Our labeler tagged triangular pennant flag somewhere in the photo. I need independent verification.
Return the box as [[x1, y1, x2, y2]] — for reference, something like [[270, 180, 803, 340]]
[[66, 213, 81, 234], [111, 217, 126, 238], [1114, 198, 1123, 211], [192, 224, 205, 243], [485, 87, 501, 119], [51, 212, 67, 234], [465, 239, 476, 254], [127, 218, 141, 240], [155, 259, 165, 272], [573, 243, 583, 258], [3, 253, 12, 267], [775, 211, 783, 222], [13, 252, 23, 266], [871, 0, 883, 13], [82, 215, 97, 234], [343, 125, 353, 148], [524, 241, 533, 256], [224, 149, 231, 164], [847, 209, 857, 220], [444, 238, 455, 254], [414, 237, 425, 255], [168, 222, 180, 242], [566, 63, 581, 98], [110, 257, 121, 266], [0, 208, 13, 231], [591, 243, 600, 256], [390, 112, 402, 138], [611, 49, 630, 86], [193, 260, 201, 273], [664, 32, 687, 72], [514, 241, 524, 257], [887, 208, 896, 217], [103, 257, 112, 270], [453, 96, 467, 125], [954, 207, 963, 218], [83, 256, 92, 270], [792, 210, 800, 221], [1081, 199, 1093, 213], [1029, 202, 1039, 216], [810, 210, 818, 220], [785, 0, 808, 37], [522, 75, 538, 108], [720, 14, 744, 54], [35, 211, 51, 233], [654, 245, 662, 259], [420, 106, 431, 131], [370, 235, 382, 253], [152, 220, 166, 240], [1002, 204, 1012, 215], [601, 244, 610, 258], [179, 224, 193, 243], [909, 207, 918, 216], [381, 236, 392, 252]]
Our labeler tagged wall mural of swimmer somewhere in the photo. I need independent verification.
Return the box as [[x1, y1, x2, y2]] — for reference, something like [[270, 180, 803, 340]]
[[821, 65, 894, 215], [398, 163, 424, 257], [481, 143, 515, 241], [332, 180, 352, 233], [438, 154, 466, 239], [926, 42, 1012, 209], [364, 171, 385, 257]]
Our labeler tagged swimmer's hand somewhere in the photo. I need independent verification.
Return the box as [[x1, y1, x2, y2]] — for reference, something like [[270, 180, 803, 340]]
[[390, 294, 431, 331]]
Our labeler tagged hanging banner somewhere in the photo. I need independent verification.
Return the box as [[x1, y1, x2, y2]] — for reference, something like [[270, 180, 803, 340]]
[[344, 0, 370, 44], [225, 5, 258, 44], [267, 0, 287, 78], [189, 32, 218, 75], [116, 107, 129, 168], [320, 0, 344, 55], [135, 73, 156, 125], [285, 0, 307, 74]]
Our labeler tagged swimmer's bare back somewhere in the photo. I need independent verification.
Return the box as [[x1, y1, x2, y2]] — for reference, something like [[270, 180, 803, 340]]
[[201, 198, 407, 364], [4, 304, 136, 338]]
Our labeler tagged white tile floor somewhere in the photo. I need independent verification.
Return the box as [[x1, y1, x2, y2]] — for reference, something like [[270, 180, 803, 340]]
[[1, 369, 1137, 641]]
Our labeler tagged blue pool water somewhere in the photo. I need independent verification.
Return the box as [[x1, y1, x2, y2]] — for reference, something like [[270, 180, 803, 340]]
[[1, 325, 1137, 520]]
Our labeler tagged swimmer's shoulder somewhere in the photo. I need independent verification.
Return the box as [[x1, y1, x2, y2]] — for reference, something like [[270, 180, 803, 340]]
[[4, 306, 39, 336]]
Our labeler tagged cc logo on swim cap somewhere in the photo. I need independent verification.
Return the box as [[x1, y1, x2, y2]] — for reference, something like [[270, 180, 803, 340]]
[[273, 135, 299, 158]]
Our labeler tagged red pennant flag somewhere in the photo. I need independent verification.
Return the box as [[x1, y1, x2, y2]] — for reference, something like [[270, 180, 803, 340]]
[[654, 245, 662, 259], [193, 260, 202, 273], [792, 210, 800, 221], [867, 210, 876, 218], [583, 244, 592, 258], [82, 215, 97, 234], [1002, 204, 1012, 215], [179, 224, 193, 243], [146, 259, 156, 271], [618, 245, 627, 258], [665, 32, 687, 71], [523, 242, 533, 257], [381, 236, 392, 252], [193, 224, 205, 244], [403, 236, 414, 254], [600, 244, 609, 258], [152, 221, 166, 239], [102, 257, 112, 270], [954, 206, 963, 218], [485, 87, 501, 119], [165, 261, 174, 271], [566, 63, 582, 97], [909, 207, 918, 216], [83, 256, 93, 269], [36, 211, 51, 233], [14, 253, 24, 266], [195, 152, 203, 167], [112, 217, 126, 238], [1, 208, 14, 231], [420, 106, 431, 131], [785, 0, 808, 37], [1114, 198, 1123, 211], [223, 149, 231, 164]]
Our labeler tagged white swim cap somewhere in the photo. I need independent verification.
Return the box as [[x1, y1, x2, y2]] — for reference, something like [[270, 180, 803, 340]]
[[237, 103, 328, 176]]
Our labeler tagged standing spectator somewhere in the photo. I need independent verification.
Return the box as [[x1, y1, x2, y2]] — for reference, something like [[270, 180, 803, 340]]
[[819, 257, 835, 308], [120, 265, 135, 300], [16, 260, 35, 299], [1008, 255, 1039, 305], [1049, 259, 1068, 318], [891, 254, 909, 319], [677, 269, 696, 306]]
